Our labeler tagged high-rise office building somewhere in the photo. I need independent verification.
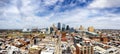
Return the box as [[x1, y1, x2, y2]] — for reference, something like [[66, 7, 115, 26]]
[[57, 22, 61, 30], [62, 24, 65, 31], [50, 27, 53, 34], [66, 25, 70, 30]]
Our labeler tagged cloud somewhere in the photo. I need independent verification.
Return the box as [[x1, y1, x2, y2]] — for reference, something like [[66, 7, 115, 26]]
[[49, 8, 120, 29], [0, 0, 52, 29], [42, 0, 58, 6], [88, 0, 120, 8], [0, 0, 120, 29]]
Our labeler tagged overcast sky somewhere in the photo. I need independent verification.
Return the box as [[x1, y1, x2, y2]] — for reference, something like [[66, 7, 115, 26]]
[[0, 0, 120, 29]]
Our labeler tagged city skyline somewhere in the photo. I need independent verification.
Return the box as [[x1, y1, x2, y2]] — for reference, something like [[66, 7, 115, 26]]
[[0, 0, 120, 29]]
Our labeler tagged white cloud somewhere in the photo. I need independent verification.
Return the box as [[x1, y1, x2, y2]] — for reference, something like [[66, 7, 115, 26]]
[[43, 0, 58, 6], [0, 0, 120, 29], [0, 0, 52, 29], [88, 0, 120, 8], [50, 8, 120, 29]]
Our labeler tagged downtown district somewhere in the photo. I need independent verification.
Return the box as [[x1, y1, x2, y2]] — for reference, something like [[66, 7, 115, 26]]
[[0, 22, 120, 54]]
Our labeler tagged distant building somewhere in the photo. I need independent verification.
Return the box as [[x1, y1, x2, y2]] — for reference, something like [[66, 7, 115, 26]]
[[62, 24, 65, 31], [32, 28, 39, 33], [100, 34, 109, 44], [70, 27, 75, 32], [79, 25, 84, 30], [50, 27, 54, 34], [88, 26, 94, 32], [66, 25, 70, 31], [57, 22, 61, 30], [22, 28, 31, 32], [40, 28, 47, 34], [52, 24, 57, 31]]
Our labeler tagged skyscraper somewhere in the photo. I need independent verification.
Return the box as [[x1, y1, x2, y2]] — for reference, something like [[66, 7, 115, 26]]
[[66, 25, 70, 30], [50, 27, 53, 34], [62, 24, 65, 31], [57, 22, 61, 30]]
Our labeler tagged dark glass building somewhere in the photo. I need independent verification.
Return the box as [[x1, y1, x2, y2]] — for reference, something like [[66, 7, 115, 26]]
[[66, 25, 70, 30], [62, 24, 65, 31], [57, 22, 61, 30], [50, 27, 53, 34]]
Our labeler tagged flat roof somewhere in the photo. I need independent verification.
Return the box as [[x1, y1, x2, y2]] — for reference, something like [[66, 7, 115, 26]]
[[76, 44, 81, 47], [94, 46, 106, 52]]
